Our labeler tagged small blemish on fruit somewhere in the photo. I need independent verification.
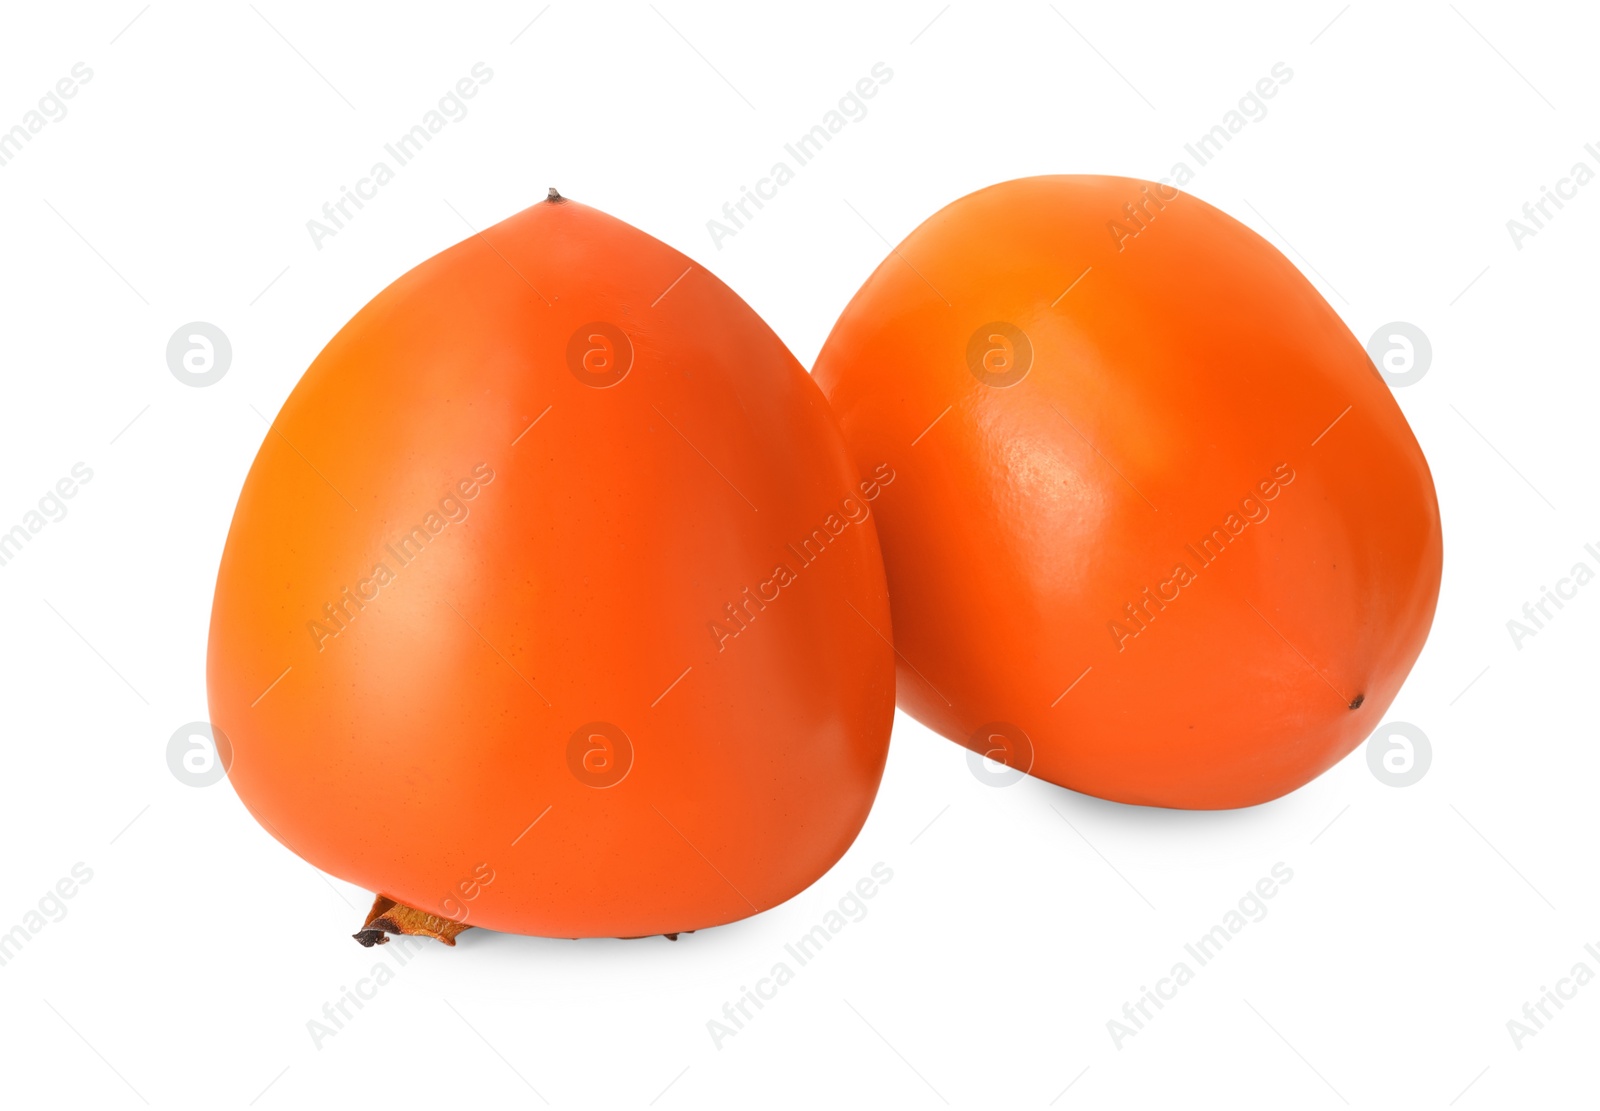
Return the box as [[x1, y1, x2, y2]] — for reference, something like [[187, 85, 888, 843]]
[[1349, 694, 1365, 710]]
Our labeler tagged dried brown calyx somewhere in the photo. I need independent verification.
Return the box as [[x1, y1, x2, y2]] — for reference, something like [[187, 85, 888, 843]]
[[350, 894, 701, 946], [353, 894, 472, 948]]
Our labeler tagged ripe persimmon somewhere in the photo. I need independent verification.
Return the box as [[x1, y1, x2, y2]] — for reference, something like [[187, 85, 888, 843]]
[[813, 175, 1442, 809], [208, 191, 894, 940]]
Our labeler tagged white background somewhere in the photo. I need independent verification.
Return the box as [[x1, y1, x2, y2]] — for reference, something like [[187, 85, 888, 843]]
[[1, 1, 1596, 1107]]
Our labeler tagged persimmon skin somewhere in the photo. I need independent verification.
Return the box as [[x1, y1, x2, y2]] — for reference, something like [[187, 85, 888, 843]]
[[813, 175, 1442, 810], [207, 196, 894, 937]]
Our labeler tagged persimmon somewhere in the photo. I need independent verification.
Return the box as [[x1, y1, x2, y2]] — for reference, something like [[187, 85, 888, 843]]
[[207, 190, 894, 940], [812, 175, 1442, 809]]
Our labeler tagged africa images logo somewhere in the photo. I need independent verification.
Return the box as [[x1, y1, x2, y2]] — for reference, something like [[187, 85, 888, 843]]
[[709, 465, 895, 652], [1108, 464, 1296, 651], [308, 464, 495, 650]]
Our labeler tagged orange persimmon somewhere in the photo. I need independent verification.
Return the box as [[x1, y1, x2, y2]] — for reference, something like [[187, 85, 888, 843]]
[[813, 175, 1442, 809], [207, 191, 894, 939]]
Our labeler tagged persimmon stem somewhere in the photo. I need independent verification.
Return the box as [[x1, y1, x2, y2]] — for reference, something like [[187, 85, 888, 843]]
[[352, 894, 472, 948]]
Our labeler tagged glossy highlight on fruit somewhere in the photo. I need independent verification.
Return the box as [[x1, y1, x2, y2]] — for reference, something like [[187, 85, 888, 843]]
[[208, 191, 895, 938], [813, 175, 1442, 810]]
